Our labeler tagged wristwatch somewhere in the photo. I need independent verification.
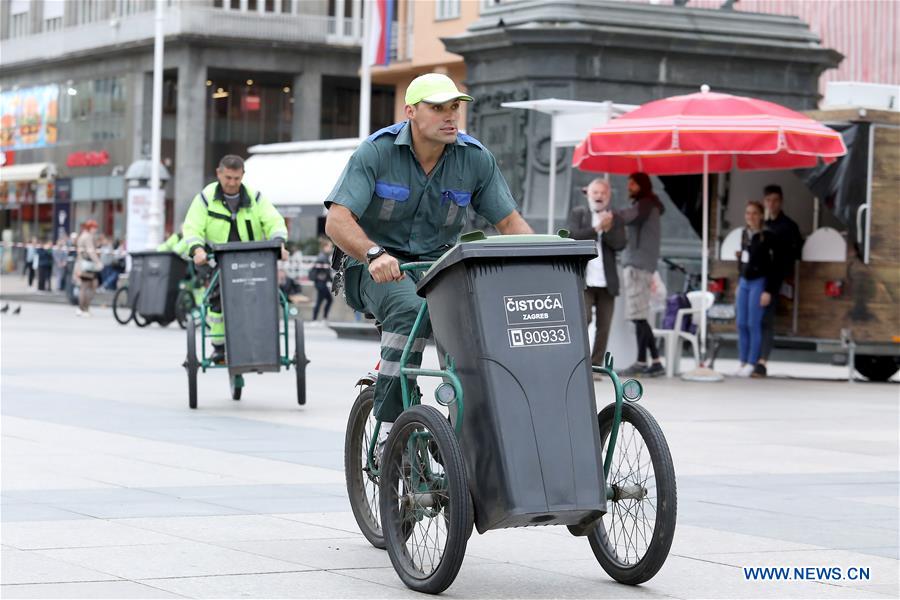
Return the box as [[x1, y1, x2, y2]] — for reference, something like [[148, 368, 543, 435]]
[[366, 245, 387, 263]]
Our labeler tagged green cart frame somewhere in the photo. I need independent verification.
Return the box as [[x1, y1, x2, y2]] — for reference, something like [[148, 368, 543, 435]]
[[344, 262, 677, 594], [182, 262, 309, 409]]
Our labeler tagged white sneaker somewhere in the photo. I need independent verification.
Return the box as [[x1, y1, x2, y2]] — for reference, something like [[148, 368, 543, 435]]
[[75, 308, 84, 317], [736, 364, 754, 378]]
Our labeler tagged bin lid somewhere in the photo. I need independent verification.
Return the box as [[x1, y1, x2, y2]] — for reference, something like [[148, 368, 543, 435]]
[[211, 240, 283, 254], [417, 234, 597, 296], [130, 250, 181, 258]]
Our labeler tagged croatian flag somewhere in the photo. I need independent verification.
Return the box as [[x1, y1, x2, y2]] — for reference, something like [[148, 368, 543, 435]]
[[367, 0, 392, 66]]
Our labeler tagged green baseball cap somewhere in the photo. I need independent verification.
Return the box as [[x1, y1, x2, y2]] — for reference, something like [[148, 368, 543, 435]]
[[405, 73, 474, 105]]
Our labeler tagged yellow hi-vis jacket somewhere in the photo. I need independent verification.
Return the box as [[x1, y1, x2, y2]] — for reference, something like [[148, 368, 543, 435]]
[[182, 181, 288, 257]]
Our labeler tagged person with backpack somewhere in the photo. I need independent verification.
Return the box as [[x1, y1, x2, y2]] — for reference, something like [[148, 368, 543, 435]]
[[310, 240, 334, 322]]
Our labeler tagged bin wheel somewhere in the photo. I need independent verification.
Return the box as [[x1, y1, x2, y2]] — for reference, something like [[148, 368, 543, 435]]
[[231, 374, 243, 401], [345, 385, 384, 549], [175, 289, 195, 330], [184, 317, 199, 409], [158, 318, 172, 328], [589, 402, 677, 585], [132, 293, 150, 328], [854, 355, 899, 382], [380, 405, 472, 594], [112, 286, 133, 325], [294, 318, 309, 405]]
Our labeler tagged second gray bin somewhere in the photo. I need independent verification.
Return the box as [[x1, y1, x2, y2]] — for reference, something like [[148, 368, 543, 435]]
[[417, 235, 607, 534], [130, 250, 187, 322], [213, 241, 282, 376]]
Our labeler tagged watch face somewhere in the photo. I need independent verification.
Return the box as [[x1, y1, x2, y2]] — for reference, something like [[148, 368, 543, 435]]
[[367, 246, 383, 260]]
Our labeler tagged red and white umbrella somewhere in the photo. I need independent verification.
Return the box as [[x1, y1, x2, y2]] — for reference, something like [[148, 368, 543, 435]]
[[573, 86, 847, 369]]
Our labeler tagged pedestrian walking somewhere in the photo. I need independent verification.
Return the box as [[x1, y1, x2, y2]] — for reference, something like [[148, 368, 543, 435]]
[[310, 240, 334, 322], [36, 240, 53, 292], [75, 220, 102, 317], [617, 172, 665, 377]]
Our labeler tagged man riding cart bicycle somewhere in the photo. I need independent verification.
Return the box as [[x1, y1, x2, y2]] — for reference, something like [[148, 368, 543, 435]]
[[328, 74, 676, 594], [182, 154, 289, 364]]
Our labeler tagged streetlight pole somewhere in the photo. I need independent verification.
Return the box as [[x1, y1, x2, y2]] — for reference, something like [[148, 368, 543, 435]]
[[147, 0, 165, 248]]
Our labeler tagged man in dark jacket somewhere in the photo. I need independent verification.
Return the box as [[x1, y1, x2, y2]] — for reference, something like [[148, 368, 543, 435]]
[[568, 178, 627, 377], [756, 184, 804, 377]]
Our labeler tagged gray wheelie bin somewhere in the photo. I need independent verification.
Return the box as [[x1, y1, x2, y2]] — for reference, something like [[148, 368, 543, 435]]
[[212, 240, 281, 376], [127, 251, 146, 310], [130, 250, 187, 322], [416, 235, 607, 534]]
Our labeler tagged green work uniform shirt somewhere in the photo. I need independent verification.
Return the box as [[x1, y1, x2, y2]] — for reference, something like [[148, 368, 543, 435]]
[[324, 121, 518, 262]]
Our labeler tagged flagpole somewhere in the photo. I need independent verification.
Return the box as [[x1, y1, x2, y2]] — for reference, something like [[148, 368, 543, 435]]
[[358, 0, 372, 139]]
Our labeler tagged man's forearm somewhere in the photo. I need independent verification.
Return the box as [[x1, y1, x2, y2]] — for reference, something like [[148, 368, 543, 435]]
[[324, 205, 377, 262], [495, 211, 534, 235]]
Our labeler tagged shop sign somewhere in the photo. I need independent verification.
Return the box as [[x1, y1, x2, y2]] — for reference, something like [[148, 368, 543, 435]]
[[242, 94, 261, 112], [0, 150, 13, 166], [67, 150, 110, 168]]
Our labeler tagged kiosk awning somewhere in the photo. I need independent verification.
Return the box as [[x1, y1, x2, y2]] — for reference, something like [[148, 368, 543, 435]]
[[0, 162, 57, 182]]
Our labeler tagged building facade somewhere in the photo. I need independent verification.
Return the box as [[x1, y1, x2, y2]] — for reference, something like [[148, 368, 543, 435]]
[[0, 0, 393, 249]]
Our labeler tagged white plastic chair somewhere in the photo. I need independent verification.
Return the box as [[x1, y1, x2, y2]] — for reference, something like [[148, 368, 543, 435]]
[[652, 290, 715, 377]]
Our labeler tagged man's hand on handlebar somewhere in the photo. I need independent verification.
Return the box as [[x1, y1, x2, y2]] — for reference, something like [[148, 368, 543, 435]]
[[369, 253, 403, 283], [281, 245, 289, 261], [193, 248, 208, 266]]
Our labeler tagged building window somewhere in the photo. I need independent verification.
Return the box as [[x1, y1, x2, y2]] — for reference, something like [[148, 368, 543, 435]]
[[8, 0, 30, 38], [43, 0, 65, 31], [435, 0, 460, 21], [480, 0, 503, 12], [320, 76, 394, 139]]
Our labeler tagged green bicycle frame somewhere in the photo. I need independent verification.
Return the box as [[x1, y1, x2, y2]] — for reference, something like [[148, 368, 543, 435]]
[[365, 261, 465, 476], [593, 352, 626, 499]]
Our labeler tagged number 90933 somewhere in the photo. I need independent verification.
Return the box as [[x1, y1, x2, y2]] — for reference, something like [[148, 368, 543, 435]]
[[508, 325, 571, 348]]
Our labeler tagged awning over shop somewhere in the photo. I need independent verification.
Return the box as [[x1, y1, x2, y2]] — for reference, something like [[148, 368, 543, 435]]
[[0, 162, 57, 182], [244, 138, 358, 214]]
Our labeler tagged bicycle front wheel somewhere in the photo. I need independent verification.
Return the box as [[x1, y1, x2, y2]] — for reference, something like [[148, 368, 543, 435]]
[[380, 404, 472, 594], [589, 402, 677, 585], [112, 286, 133, 325]]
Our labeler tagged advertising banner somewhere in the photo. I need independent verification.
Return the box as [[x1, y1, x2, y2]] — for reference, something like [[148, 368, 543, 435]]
[[0, 85, 60, 150], [126, 187, 164, 252]]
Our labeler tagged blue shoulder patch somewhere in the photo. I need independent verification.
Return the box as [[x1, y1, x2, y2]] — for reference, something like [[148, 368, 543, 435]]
[[367, 121, 406, 142], [458, 132, 486, 151]]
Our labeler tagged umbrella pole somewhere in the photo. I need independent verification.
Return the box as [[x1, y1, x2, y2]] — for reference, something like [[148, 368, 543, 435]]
[[682, 153, 723, 382], [700, 153, 709, 360], [547, 142, 557, 234]]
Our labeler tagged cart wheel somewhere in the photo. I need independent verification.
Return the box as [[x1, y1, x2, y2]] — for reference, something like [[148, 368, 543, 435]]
[[184, 317, 199, 409], [231, 374, 243, 400], [380, 405, 472, 594], [589, 402, 677, 585], [294, 318, 309, 405], [175, 289, 195, 330], [132, 294, 150, 328], [345, 385, 384, 549], [158, 319, 172, 328], [112, 286, 133, 325]]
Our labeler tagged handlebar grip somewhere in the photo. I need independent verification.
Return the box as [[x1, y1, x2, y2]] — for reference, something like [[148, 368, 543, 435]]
[[399, 261, 433, 272]]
